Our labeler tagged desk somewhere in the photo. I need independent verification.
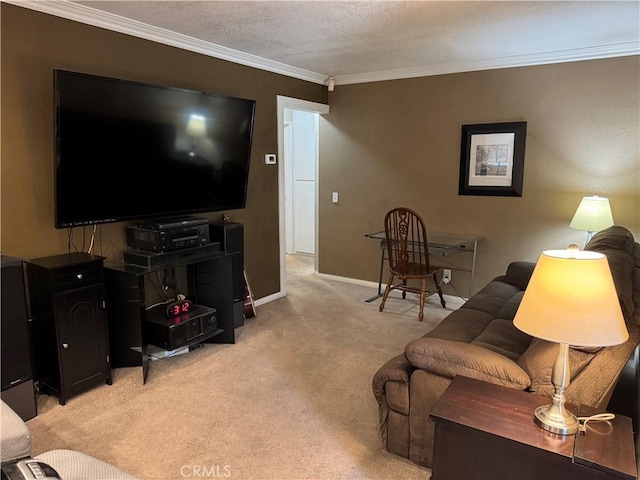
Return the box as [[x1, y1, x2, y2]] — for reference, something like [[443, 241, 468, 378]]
[[364, 231, 482, 301]]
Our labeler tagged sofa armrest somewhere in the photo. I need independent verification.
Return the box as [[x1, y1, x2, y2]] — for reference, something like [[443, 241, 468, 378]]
[[372, 354, 413, 406], [404, 338, 531, 390], [1, 400, 31, 462], [505, 261, 536, 290], [35, 450, 139, 480]]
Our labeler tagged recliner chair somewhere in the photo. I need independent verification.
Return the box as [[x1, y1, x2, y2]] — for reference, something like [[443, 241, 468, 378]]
[[1, 400, 137, 480]]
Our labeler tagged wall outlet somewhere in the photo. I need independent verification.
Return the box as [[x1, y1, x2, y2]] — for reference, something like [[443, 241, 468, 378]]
[[442, 269, 452, 284]]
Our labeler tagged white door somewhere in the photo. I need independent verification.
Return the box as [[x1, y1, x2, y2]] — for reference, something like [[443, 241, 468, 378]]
[[287, 109, 317, 255]]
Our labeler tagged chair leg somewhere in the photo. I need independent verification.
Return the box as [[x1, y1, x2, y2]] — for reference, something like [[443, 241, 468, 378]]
[[418, 278, 426, 321], [379, 274, 395, 312], [434, 273, 446, 308], [402, 279, 407, 299]]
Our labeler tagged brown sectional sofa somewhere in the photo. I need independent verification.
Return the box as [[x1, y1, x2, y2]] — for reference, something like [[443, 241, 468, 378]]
[[372, 225, 640, 467]]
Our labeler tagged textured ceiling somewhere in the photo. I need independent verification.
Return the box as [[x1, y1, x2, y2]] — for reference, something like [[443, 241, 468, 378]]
[[33, 1, 640, 83]]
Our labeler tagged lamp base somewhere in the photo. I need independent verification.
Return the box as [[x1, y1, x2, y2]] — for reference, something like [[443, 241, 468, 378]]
[[534, 403, 579, 435]]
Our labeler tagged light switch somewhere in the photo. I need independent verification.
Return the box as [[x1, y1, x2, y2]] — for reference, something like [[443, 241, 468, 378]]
[[265, 154, 277, 164], [332, 192, 339, 203]]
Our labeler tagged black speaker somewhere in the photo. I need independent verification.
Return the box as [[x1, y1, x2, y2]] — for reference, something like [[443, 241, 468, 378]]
[[199, 222, 245, 329], [1, 255, 36, 420], [1, 256, 32, 387], [210, 222, 244, 254], [210, 222, 244, 305]]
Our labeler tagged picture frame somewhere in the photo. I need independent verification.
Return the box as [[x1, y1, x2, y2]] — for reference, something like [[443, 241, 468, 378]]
[[458, 121, 527, 197]]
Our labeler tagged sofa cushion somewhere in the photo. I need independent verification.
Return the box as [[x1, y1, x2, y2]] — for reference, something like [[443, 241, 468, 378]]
[[462, 281, 523, 318], [471, 319, 533, 361], [423, 308, 495, 343], [405, 337, 531, 390], [565, 323, 640, 408], [494, 291, 525, 321], [587, 226, 636, 323], [516, 338, 595, 397]]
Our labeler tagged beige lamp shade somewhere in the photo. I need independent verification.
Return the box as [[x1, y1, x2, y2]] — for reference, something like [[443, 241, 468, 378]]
[[186, 114, 207, 137], [569, 195, 614, 232], [513, 249, 627, 347]]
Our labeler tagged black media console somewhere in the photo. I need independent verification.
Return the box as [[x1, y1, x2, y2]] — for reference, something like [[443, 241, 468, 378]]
[[104, 223, 244, 384]]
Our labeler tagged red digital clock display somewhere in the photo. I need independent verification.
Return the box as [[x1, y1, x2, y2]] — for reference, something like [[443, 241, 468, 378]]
[[166, 299, 194, 318]]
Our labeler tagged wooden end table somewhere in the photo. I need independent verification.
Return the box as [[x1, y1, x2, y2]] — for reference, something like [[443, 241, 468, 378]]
[[429, 376, 638, 480]]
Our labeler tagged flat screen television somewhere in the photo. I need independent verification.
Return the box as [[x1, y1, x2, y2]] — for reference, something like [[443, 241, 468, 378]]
[[54, 70, 256, 229]]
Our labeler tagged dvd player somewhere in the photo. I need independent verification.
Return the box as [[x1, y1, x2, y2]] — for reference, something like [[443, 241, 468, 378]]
[[127, 217, 210, 253]]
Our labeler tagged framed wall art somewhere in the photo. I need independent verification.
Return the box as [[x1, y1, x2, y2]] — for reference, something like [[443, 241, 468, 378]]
[[458, 121, 527, 197]]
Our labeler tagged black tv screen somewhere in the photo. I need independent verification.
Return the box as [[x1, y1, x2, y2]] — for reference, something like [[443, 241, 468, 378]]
[[54, 70, 256, 228]]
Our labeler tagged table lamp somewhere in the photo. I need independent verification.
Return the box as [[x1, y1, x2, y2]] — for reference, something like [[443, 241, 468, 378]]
[[569, 195, 614, 245], [513, 247, 628, 435]]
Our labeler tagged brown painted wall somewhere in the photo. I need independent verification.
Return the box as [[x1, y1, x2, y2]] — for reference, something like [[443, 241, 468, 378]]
[[0, 4, 326, 299], [319, 58, 640, 295], [3, 5, 638, 302]]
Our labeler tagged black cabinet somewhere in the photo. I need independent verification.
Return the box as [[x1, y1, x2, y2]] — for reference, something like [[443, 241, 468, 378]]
[[26, 253, 111, 405]]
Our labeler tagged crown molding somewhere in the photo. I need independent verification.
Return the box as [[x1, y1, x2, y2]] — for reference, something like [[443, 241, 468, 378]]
[[3, 0, 328, 85], [5, 0, 638, 87], [333, 42, 640, 86]]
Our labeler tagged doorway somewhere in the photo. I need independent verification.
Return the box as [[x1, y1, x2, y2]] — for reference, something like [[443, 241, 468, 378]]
[[276, 96, 329, 297]]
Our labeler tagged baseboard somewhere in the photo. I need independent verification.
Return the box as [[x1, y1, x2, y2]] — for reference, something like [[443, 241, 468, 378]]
[[254, 272, 463, 306], [315, 271, 379, 289], [254, 291, 285, 307], [316, 272, 463, 304], [252, 273, 378, 307]]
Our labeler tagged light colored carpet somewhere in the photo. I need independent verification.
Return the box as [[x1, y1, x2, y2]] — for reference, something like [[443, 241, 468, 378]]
[[27, 255, 463, 480]]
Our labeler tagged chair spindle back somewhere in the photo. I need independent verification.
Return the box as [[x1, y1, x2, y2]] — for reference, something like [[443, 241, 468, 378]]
[[384, 207, 432, 277]]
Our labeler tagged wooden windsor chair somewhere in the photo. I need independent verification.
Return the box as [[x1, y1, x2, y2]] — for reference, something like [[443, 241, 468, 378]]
[[378, 207, 446, 321]]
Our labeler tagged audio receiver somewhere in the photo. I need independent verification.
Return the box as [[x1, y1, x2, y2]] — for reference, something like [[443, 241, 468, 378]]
[[126, 217, 209, 253]]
